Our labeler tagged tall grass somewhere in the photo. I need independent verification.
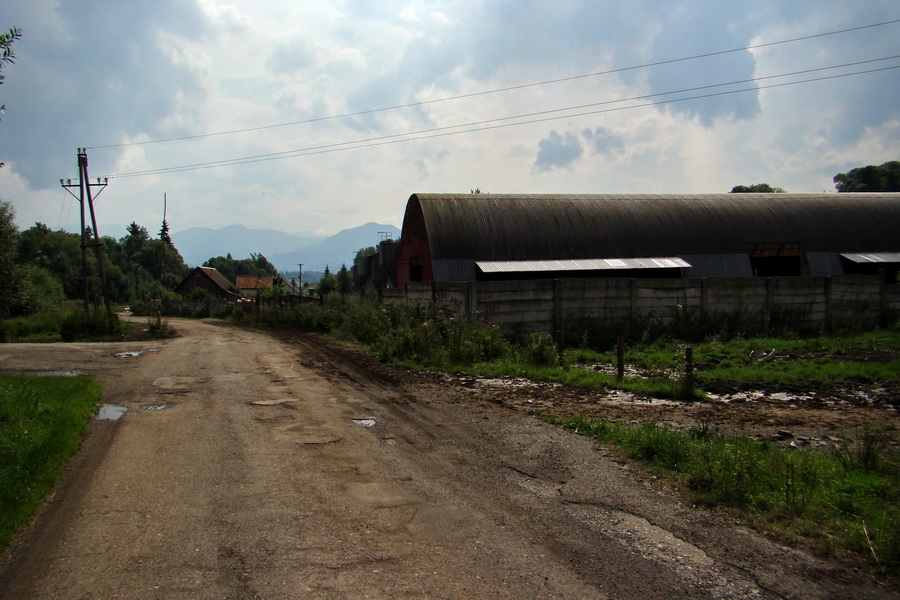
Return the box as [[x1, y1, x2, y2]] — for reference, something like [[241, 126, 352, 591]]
[[1, 308, 123, 342], [236, 300, 560, 370], [0, 375, 102, 550], [546, 415, 900, 575]]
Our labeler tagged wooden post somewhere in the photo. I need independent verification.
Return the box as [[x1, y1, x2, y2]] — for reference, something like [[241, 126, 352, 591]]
[[684, 346, 694, 398], [616, 336, 625, 381]]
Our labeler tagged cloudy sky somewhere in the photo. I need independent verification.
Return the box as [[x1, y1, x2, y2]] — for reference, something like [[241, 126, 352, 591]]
[[1, 1, 898, 238]]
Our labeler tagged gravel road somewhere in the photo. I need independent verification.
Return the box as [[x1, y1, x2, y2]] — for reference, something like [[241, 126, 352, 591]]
[[0, 318, 893, 599]]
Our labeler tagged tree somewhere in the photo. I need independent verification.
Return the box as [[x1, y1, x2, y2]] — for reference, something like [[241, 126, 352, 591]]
[[0, 27, 22, 168], [318, 265, 337, 296], [159, 219, 172, 245], [337, 264, 353, 294], [121, 222, 150, 259], [17, 225, 83, 300], [833, 161, 900, 192], [730, 183, 786, 193], [250, 252, 277, 275], [203, 253, 277, 282], [0, 200, 23, 317]]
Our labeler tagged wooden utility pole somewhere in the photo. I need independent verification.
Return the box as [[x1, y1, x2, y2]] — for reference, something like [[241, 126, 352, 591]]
[[61, 148, 110, 315]]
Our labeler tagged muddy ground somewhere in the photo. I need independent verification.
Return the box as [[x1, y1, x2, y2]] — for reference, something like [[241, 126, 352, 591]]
[[437, 355, 899, 452]]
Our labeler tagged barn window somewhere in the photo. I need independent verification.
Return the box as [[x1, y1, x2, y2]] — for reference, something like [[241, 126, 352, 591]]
[[746, 243, 807, 276]]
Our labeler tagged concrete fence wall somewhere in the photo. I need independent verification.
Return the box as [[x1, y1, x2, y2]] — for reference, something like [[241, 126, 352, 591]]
[[381, 274, 898, 336]]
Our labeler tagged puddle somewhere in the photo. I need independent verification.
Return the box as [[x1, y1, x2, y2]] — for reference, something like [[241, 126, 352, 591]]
[[352, 417, 378, 427], [113, 351, 143, 358], [97, 405, 127, 420], [603, 389, 688, 407], [144, 404, 168, 411]]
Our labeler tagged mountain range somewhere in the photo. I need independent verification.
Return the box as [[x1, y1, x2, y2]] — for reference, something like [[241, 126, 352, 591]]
[[171, 222, 400, 273]]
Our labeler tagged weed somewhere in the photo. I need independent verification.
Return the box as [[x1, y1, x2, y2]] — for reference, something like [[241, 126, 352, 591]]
[[545, 414, 900, 576]]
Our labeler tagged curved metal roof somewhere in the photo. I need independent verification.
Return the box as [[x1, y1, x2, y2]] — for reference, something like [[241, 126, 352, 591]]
[[405, 193, 900, 260]]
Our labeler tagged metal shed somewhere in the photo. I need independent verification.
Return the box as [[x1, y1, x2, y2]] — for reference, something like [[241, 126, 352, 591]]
[[396, 193, 900, 284]]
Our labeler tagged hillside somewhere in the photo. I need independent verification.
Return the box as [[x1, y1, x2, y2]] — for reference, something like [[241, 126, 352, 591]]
[[172, 222, 400, 271]]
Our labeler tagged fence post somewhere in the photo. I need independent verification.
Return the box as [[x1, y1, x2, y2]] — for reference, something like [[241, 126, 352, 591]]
[[683, 346, 694, 398], [616, 336, 625, 381], [553, 279, 563, 350]]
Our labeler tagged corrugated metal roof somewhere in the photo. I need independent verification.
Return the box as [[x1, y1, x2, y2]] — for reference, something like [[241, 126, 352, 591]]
[[405, 193, 900, 262], [477, 257, 691, 273], [840, 252, 900, 263]]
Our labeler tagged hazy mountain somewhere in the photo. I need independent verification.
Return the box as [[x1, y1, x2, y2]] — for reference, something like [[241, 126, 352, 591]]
[[172, 222, 399, 271], [269, 222, 400, 272]]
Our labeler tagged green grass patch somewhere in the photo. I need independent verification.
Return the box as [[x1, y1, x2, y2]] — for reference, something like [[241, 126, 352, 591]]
[[577, 330, 900, 391], [0, 375, 102, 550], [544, 415, 900, 576], [1, 309, 126, 342]]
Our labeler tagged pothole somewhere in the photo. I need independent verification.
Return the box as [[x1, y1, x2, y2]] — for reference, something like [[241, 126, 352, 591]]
[[351, 416, 378, 427], [97, 405, 127, 420], [251, 399, 300, 406]]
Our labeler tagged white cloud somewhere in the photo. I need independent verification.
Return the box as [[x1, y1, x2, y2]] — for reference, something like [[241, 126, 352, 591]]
[[0, 0, 897, 237]]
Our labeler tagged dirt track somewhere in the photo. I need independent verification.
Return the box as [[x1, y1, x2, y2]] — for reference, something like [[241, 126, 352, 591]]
[[0, 318, 895, 599]]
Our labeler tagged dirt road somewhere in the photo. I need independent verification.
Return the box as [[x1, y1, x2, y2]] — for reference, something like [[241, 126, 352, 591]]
[[0, 318, 893, 599]]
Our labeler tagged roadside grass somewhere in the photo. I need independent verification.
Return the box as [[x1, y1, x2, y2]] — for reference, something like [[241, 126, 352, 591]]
[[0, 375, 101, 550], [543, 415, 900, 576], [1, 309, 129, 342]]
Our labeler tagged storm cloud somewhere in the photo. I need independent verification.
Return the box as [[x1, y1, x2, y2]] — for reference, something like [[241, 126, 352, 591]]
[[0, 0, 896, 237]]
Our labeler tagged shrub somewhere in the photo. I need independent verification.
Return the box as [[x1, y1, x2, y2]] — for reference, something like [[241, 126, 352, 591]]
[[59, 309, 122, 342]]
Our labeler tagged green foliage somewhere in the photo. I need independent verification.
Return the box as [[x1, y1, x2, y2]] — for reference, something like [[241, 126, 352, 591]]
[[0, 200, 23, 317], [731, 183, 787, 193], [520, 331, 560, 367], [834, 161, 900, 192], [187, 286, 211, 302], [59, 309, 123, 342], [579, 330, 899, 393], [0, 374, 101, 550], [546, 415, 900, 575], [337, 264, 353, 294], [203, 253, 277, 283], [14, 221, 190, 310], [354, 246, 377, 260], [0, 26, 22, 169], [318, 267, 338, 296], [13, 265, 65, 316]]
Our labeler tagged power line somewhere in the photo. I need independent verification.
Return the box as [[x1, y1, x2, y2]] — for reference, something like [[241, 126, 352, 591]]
[[90, 18, 900, 150], [110, 59, 900, 178]]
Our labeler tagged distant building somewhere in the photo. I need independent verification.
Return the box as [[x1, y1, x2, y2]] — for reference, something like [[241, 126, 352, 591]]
[[355, 239, 400, 290], [236, 275, 275, 297], [396, 193, 900, 285], [175, 267, 240, 300]]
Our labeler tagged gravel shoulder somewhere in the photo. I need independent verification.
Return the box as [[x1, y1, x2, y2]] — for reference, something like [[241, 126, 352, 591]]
[[0, 318, 895, 599]]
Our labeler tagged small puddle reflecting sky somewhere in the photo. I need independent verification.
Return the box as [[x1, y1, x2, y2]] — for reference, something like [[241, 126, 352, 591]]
[[97, 405, 127, 420]]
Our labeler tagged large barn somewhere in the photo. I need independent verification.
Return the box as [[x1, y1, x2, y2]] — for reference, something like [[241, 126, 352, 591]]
[[395, 193, 900, 285]]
